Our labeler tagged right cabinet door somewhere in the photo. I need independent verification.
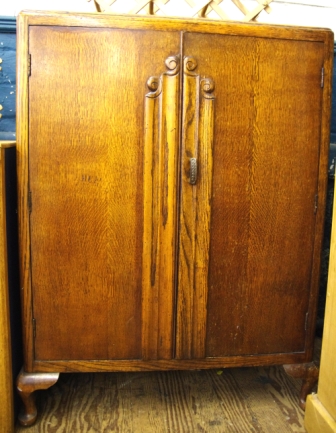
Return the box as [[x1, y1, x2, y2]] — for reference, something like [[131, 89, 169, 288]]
[[176, 32, 325, 359]]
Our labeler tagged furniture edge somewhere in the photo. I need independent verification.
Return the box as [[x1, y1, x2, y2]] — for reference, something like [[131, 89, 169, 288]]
[[0, 144, 15, 432], [304, 27, 334, 358], [29, 350, 311, 373], [305, 394, 336, 433], [16, 11, 34, 372], [17, 9, 333, 42]]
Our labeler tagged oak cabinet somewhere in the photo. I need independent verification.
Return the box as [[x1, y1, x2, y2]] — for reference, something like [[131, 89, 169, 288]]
[[16, 11, 333, 425]]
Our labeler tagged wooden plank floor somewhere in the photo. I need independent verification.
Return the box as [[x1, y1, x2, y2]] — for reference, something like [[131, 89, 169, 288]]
[[16, 341, 321, 433]]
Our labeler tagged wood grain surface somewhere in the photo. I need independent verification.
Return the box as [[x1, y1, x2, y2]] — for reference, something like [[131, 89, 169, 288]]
[[14, 343, 322, 432], [27, 25, 181, 362], [0, 142, 16, 433], [16, 12, 34, 372], [179, 32, 326, 358], [14, 13, 334, 427], [16, 10, 333, 383], [305, 122, 336, 431], [14, 342, 321, 433], [176, 55, 215, 359], [17, 10, 334, 42], [142, 53, 181, 360]]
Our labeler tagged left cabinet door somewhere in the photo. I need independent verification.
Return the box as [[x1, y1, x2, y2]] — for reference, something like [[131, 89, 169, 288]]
[[27, 25, 181, 361]]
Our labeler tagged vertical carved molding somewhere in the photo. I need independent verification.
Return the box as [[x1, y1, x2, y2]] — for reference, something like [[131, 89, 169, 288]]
[[176, 56, 200, 360], [142, 55, 180, 360], [176, 57, 215, 359]]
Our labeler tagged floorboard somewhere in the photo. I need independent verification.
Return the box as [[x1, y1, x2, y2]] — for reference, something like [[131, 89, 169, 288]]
[[15, 340, 321, 432]]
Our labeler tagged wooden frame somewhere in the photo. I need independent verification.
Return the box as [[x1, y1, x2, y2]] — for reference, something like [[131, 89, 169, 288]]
[[0, 141, 16, 433], [305, 176, 336, 431]]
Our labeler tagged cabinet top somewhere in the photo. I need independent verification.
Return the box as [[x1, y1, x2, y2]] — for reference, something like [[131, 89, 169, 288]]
[[17, 10, 333, 43]]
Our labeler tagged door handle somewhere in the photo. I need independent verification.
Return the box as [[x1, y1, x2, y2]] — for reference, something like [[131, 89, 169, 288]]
[[189, 158, 197, 185]]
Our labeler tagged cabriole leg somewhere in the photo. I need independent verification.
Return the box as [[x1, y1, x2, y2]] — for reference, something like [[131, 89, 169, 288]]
[[16, 369, 60, 426], [283, 362, 319, 410]]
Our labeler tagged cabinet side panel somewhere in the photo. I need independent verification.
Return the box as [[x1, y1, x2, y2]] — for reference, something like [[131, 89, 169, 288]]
[[181, 32, 325, 357], [16, 13, 34, 371], [28, 26, 180, 361], [0, 146, 14, 433]]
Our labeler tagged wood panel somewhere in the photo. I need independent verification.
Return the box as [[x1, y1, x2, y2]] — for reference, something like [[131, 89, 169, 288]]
[[315, 182, 336, 414], [30, 350, 308, 373], [142, 54, 180, 360], [16, 12, 34, 372], [305, 394, 336, 433], [176, 56, 215, 359], [0, 141, 15, 433], [305, 129, 336, 431], [180, 32, 326, 358], [28, 26, 180, 361]]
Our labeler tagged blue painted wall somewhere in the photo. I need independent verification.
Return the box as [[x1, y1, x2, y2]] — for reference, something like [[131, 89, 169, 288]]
[[0, 17, 16, 140]]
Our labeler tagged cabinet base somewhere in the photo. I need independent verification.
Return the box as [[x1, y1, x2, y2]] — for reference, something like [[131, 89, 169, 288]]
[[15, 361, 317, 425], [16, 368, 60, 426], [283, 362, 319, 410]]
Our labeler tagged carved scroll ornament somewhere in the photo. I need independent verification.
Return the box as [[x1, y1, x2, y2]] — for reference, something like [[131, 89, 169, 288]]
[[145, 55, 180, 99]]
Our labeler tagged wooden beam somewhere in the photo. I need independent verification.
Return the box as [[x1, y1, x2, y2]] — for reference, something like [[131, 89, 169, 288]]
[[305, 139, 336, 430], [0, 141, 16, 433]]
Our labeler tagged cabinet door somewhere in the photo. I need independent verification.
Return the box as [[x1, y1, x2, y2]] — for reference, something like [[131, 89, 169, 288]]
[[176, 32, 325, 359], [28, 26, 180, 361]]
